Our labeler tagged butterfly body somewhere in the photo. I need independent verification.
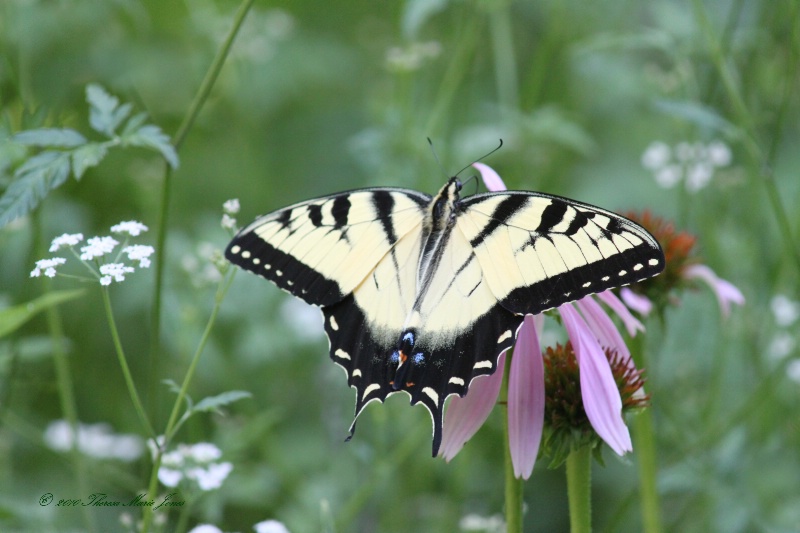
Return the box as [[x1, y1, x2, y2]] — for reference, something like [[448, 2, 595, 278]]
[[226, 177, 664, 455]]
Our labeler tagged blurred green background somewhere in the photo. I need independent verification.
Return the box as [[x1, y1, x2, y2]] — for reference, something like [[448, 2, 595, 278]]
[[1, 0, 799, 532]]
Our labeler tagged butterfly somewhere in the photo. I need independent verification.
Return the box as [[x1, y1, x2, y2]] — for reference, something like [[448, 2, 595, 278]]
[[225, 176, 664, 456]]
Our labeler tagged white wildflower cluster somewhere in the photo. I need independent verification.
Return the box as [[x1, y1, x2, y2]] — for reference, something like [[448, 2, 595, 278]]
[[641, 140, 732, 192], [182, 242, 225, 287], [30, 221, 154, 286], [222, 198, 240, 230], [386, 41, 442, 72], [459, 513, 506, 533], [43, 420, 144, 462], [188, 520, 291, 533], [768, 294, 800, 383], [30, 257, 67, 278], [111, 220, 149, 236], [152, 441, 233, 492]]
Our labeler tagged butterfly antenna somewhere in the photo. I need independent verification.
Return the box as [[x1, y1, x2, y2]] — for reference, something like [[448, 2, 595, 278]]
[[453, 138, 504, 178], [427, 137, 450, 180]]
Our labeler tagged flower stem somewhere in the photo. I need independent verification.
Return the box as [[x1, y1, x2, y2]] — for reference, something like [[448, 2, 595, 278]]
[[148, 0, 255, 411], [629, 334, 663, 533], [488, 0, 519, 112], [140, 271, 234, 533], [502, 349, 524, 533], [44, 288, 96, 532], [633, 409, 662, 533], [566, 446, 592, 533], [691, 0, 800, 271], [101, 288, 156, 439]]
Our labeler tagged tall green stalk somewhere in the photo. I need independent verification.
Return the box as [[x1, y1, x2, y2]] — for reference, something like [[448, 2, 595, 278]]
[[691, 0, 800, 271], [148, 0, 256, 412], [629, 334, 662, 533], [101, 288, 156, 440], [566, 446, 592, 533], [33, 209, 96, 532], [44, 287, 96, 532], [140, 271, 235, 533], [502, 351, 524, 533]]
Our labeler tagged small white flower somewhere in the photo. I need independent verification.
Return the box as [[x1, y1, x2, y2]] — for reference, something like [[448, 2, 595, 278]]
[[123, 245, 155, 268], [158, 467, 183, 488], [654, 164, 682, 189], [189, 442, 223, 463], [254, 519, 292, 533], [161, 449, 185, 468], [188, 524, 224, 533], [190, 462, 233, 491], [707, 140, 732, 167], [49, 233, 84, 252], [99, 263, 135, 284], [223, 198, 240, 215], [80, 236, 119, 261], [786, 359, 800, 384], [686, 162, 714, 192], [221, 213, 237, 230], [768, 332, 796, 361], [641, 141, 670, 170], [111, 221, 149, 237], [43, 420, 144, 462], [30, 257, 67, 278], [771, 295, 800, 327]]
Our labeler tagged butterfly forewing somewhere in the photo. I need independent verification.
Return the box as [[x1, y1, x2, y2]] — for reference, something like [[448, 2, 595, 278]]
[[226, 189, 430, 306], [458, 192, 664, 314]]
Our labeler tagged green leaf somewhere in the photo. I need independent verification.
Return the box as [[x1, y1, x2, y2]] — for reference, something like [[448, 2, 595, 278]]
[[0, 290, 85, 338], [124, 124, 180, 169], [0, 151, 71, 228], [86, 84, 132, 136], [121, 112, 149, 137], [192, 390, 252, 413], [14, 128, 87, 147], [652, 99, 738, 135], [71, 143, 108, 179]]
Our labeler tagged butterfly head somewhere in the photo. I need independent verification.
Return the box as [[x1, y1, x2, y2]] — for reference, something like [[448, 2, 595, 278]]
[[430, 177, 463, 230]]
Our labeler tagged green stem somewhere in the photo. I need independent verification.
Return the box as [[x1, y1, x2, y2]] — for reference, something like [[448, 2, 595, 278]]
[[502, 351, 523, 533], [633, 409, 662, 533], [488, 0, 519, 112], [101, 288, 156, 439], [423, 10, 482, 136], [45, 287, 96, 532], [566, 445, 592, 533], [140, 271, 234, 533], [31, 209, 96, 532], [629, 334, 663, 533], [148, 0, 256, 413], [691, 0, 800, 271]]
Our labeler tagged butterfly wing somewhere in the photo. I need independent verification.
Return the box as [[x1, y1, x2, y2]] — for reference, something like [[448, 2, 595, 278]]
[[226, 188, 430, 306], [456, 191, 665, 314]]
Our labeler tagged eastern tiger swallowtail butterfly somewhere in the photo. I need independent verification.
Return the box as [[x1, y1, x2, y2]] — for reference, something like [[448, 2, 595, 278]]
[[225, 177, 664, 456]]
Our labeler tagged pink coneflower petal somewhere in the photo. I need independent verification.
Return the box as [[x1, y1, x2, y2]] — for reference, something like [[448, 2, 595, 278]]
[[559, 303, 632, 455], [440, 352, 507, 461], [576, 295, 633, 368], [684, 264, 745, 318], [472, 162, 507, 192], [619, 287, 654, 316], [596, 290, 645, 335], [508, 315, 545, 480]]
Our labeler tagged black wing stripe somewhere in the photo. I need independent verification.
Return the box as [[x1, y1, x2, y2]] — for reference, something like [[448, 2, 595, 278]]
[[468, 194, 529, 248]]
